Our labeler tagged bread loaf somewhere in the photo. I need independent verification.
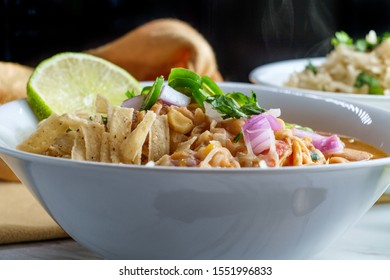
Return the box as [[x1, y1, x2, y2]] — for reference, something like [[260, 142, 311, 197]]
[[0, 62, 32, 181]]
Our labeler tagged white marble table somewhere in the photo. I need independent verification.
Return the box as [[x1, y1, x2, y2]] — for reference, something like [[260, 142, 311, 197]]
[[1, 204, 389, 260]]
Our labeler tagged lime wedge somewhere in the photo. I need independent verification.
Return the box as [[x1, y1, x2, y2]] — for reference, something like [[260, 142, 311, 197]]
[[27, 52, 142, 120]]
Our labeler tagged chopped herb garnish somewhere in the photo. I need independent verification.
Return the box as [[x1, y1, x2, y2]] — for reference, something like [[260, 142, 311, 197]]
[[331, 30, 390, 52], [311, 151, 320, 161], [354, 38, 368, 52], [101, 115, 108, 125], [354, 71, 384, 95], [305, 62, 318, 75], [167, 68, 266, 119], [66, 128, 72, 133], [233, 131, 243, 143], [207, 95, 248, 119], [331, 31, 353, 47], [125, 90, 136, 99], [89, 116, 93, 121]]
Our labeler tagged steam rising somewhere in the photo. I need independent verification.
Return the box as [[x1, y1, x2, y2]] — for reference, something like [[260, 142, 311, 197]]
[[261, 0, 336, 57]]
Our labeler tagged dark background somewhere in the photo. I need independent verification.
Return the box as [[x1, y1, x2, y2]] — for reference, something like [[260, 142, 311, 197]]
[[1, 0, 390, 81]]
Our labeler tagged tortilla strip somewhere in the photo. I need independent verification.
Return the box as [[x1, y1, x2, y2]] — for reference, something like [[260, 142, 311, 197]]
[[95, 94, 111, 114], [17, 114, 89, 154], [46, 130, 76, 158], [80, 122, 104, 161], [100, 132, 111, 163], [108, 106, 134, 163], [16, 114, 64, 154], [71, 131, 86, 161], [148, 115, 170, 161], [175, 136, 197, 152], [120, 110, 156, 164]]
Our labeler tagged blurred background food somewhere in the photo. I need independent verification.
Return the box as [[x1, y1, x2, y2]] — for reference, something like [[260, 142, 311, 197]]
[[1, 0, 390, 82]]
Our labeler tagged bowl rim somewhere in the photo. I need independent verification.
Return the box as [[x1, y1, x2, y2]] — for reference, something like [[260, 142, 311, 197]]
[[248, 57, 390, 101]]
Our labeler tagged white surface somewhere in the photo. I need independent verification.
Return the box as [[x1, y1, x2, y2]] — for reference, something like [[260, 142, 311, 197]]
[[249, 57, 390, 110], [2, 85, 390, 260], [0, 203, 389, 260]]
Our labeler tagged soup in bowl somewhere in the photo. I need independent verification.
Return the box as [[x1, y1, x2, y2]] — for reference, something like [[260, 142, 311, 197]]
[[0, 83, 390, 259]]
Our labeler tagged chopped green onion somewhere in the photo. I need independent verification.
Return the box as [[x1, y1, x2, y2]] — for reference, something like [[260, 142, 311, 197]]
[[354, 71, 384, 95], [125, 90, 136, 99], [305, 62, 318, 75], [354, 39, 368, 52], [331, 30, 390, 52], [331, 31, 353, 47]]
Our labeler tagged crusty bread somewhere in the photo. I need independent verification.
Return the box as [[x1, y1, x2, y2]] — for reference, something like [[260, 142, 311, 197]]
[[0, 62, 32, 182], [0, 62, 32, 104], [87, 18, 223, 82]]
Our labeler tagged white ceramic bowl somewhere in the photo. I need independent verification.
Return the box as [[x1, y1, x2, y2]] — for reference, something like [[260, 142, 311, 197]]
[[249, 57, 390, 110], [1, 83, 390, 260]]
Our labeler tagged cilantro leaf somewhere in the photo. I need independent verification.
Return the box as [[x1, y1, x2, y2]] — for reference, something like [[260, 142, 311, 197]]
[[207, 91, 266, 119], [207, 95, 248, 119]]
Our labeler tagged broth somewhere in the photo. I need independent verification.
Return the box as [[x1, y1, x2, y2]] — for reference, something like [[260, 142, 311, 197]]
[[341, 136, 387, 160]]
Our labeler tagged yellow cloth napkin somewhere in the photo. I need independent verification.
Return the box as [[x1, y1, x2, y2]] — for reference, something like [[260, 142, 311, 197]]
[[377, 192, 390, 204], [0, 181, 68, 245]]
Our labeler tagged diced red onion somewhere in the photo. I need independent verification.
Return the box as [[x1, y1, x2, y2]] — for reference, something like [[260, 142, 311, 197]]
[[121, 95, 145, 110], [292, 128, 344, 154], [242, 113, 281, 155], [267, 108, 281, 118], [243, 113, 283, 133], [159, 85, 191, 107]]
